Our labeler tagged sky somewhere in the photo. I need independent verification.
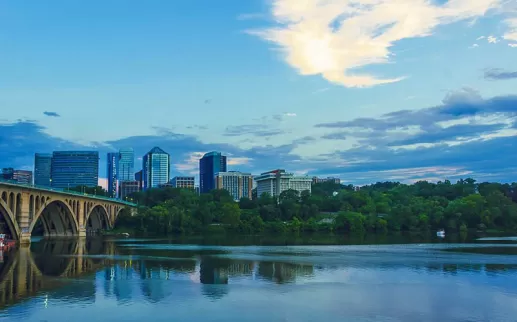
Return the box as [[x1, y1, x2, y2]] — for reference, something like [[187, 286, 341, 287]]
[[0, 0, 516, 185]]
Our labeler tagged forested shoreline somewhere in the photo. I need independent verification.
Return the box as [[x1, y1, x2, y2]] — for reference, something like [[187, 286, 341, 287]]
[[114, 179, 517, 235]]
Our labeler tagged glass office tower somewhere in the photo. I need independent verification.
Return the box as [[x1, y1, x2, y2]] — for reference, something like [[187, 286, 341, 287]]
[[34, 153, 52, 186], [118, 148, 134, 181], [199, 151, 227, 194], [51, 151, 99, 189], [142, 147, 170, 190], [107, 152, 120, 198]]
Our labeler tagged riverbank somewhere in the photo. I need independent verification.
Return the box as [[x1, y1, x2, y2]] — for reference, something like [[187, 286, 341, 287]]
[[100, 229, 516, 246]]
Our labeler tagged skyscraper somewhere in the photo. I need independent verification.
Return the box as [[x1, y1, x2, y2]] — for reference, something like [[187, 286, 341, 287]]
[[142, 147, 170, 190], [118, 148, 134, 181], [34, 153, 52, 186], [199, 151, 227, 194], [107, 152, 120, 198], [51, 151, 99, 189]]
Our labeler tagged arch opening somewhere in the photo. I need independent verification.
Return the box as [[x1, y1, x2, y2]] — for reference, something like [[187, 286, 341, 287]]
[[31, 200, 79, 238], [86, 205, 110, 235], [0, 200, 20, 240]]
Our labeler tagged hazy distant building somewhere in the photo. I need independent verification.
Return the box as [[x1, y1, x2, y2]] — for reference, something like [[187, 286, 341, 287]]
[[312, 177, 341, 185], [199, 152, 227, 194], [107, 152, 120, 198], [119, 180, 140, 200], [171, 176, 195, 189], [34, 153, 52, 186], [254, 169, 312, 198], [51, 151, 99, 189], [1, 168, 33, 185], [142, 147, 170, 190], [215, 171, 253, 201]]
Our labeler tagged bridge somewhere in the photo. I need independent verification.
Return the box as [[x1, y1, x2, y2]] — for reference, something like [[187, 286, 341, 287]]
[[0, 181, 137, 244]]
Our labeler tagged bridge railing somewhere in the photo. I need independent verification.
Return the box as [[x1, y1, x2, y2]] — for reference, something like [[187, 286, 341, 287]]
[[0, 179, 136, 207]]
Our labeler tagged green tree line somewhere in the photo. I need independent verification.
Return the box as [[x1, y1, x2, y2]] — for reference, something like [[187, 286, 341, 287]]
[[115, 178, 517, 235]]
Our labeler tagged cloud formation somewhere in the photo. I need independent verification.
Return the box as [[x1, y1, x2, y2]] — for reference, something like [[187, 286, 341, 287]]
[[1, 89, 516, 185], [43, 111, 60, 117], [484, 68, 517, 80], [224, 124, 285, 137], [251, 0, 504, 87], [312, 89, 517, 183], [316, 88, 517, 131]]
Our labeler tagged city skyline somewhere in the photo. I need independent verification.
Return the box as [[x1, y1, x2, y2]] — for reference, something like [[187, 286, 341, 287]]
[[1, 0, 516, 185]]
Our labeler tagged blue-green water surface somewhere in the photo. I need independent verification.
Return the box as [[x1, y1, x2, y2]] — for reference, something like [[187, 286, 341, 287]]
[[1, 235, 517, 322]]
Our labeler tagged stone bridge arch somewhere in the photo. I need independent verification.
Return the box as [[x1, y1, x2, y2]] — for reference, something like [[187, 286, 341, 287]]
[[0, 198, 20, 240], [86, 203, 111, 232], [28, 198, 79, 238]]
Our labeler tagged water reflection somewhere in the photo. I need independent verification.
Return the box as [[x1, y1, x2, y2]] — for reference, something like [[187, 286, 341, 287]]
[[0, 239, 112, 310], [1, 239, 517, 321]]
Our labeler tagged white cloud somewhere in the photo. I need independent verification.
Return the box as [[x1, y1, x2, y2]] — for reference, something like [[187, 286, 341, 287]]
[[284, 112, 297, 117], [174, 152, 204, 173], [476, 36, 486, 40], [228, 157, 252, 166], [503, 17, 517, 41], [469, 43, 480, 48], [509, 43, 517, 47], [487, 35, 499, 43], [249, 0, 504, 88]]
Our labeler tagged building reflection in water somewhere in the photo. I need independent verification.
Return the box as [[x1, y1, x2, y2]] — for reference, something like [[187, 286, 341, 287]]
[[2, 241, 517, 311]]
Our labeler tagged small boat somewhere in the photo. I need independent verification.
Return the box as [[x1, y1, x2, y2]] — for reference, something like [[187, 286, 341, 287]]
[[436, 229, 445, 238]]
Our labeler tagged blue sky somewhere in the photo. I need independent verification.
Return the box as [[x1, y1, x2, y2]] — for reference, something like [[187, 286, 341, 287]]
[[1, 0, 516, 185]]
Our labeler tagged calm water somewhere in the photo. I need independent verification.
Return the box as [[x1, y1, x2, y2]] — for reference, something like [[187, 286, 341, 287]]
[[1, 235, 517, 322]]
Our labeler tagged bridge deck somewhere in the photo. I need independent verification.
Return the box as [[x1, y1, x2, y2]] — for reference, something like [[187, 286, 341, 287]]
[[0, 180, 136, 207]]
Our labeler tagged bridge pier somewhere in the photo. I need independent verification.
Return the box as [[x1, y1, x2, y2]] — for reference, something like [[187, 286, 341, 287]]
[[19, 232, 31, 245]]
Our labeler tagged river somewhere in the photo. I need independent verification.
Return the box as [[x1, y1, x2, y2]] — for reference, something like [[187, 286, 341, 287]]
[[0, 234, 517, 321]]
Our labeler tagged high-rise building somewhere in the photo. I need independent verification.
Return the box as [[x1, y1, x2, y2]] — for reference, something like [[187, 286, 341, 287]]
[[215, 171, 253, 201], [171, 176, 195, 189], [312, 177, 341, 185], [51, 151, 99, 189], [254, 169, 312, 198], [142, 147, 170, 190], [199, 151, 227, 194], [119, 180, 140, 200], [34, 153, 52, 186], [1, 168, 33, 185], [107, 152, 120, 198], [135, 170, 143, 190], [118, 148, 134, 181]]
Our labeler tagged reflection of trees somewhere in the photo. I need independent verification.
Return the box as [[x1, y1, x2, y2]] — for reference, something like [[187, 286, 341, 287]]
[[257, 262, 314, 284]]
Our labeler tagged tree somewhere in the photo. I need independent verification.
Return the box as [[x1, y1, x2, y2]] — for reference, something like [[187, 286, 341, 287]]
[[279, 189, 300, 203], [221, 203, 241, 227]]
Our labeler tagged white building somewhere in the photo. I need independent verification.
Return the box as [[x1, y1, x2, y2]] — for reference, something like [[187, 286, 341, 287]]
[[254, 169, 312, 198]]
